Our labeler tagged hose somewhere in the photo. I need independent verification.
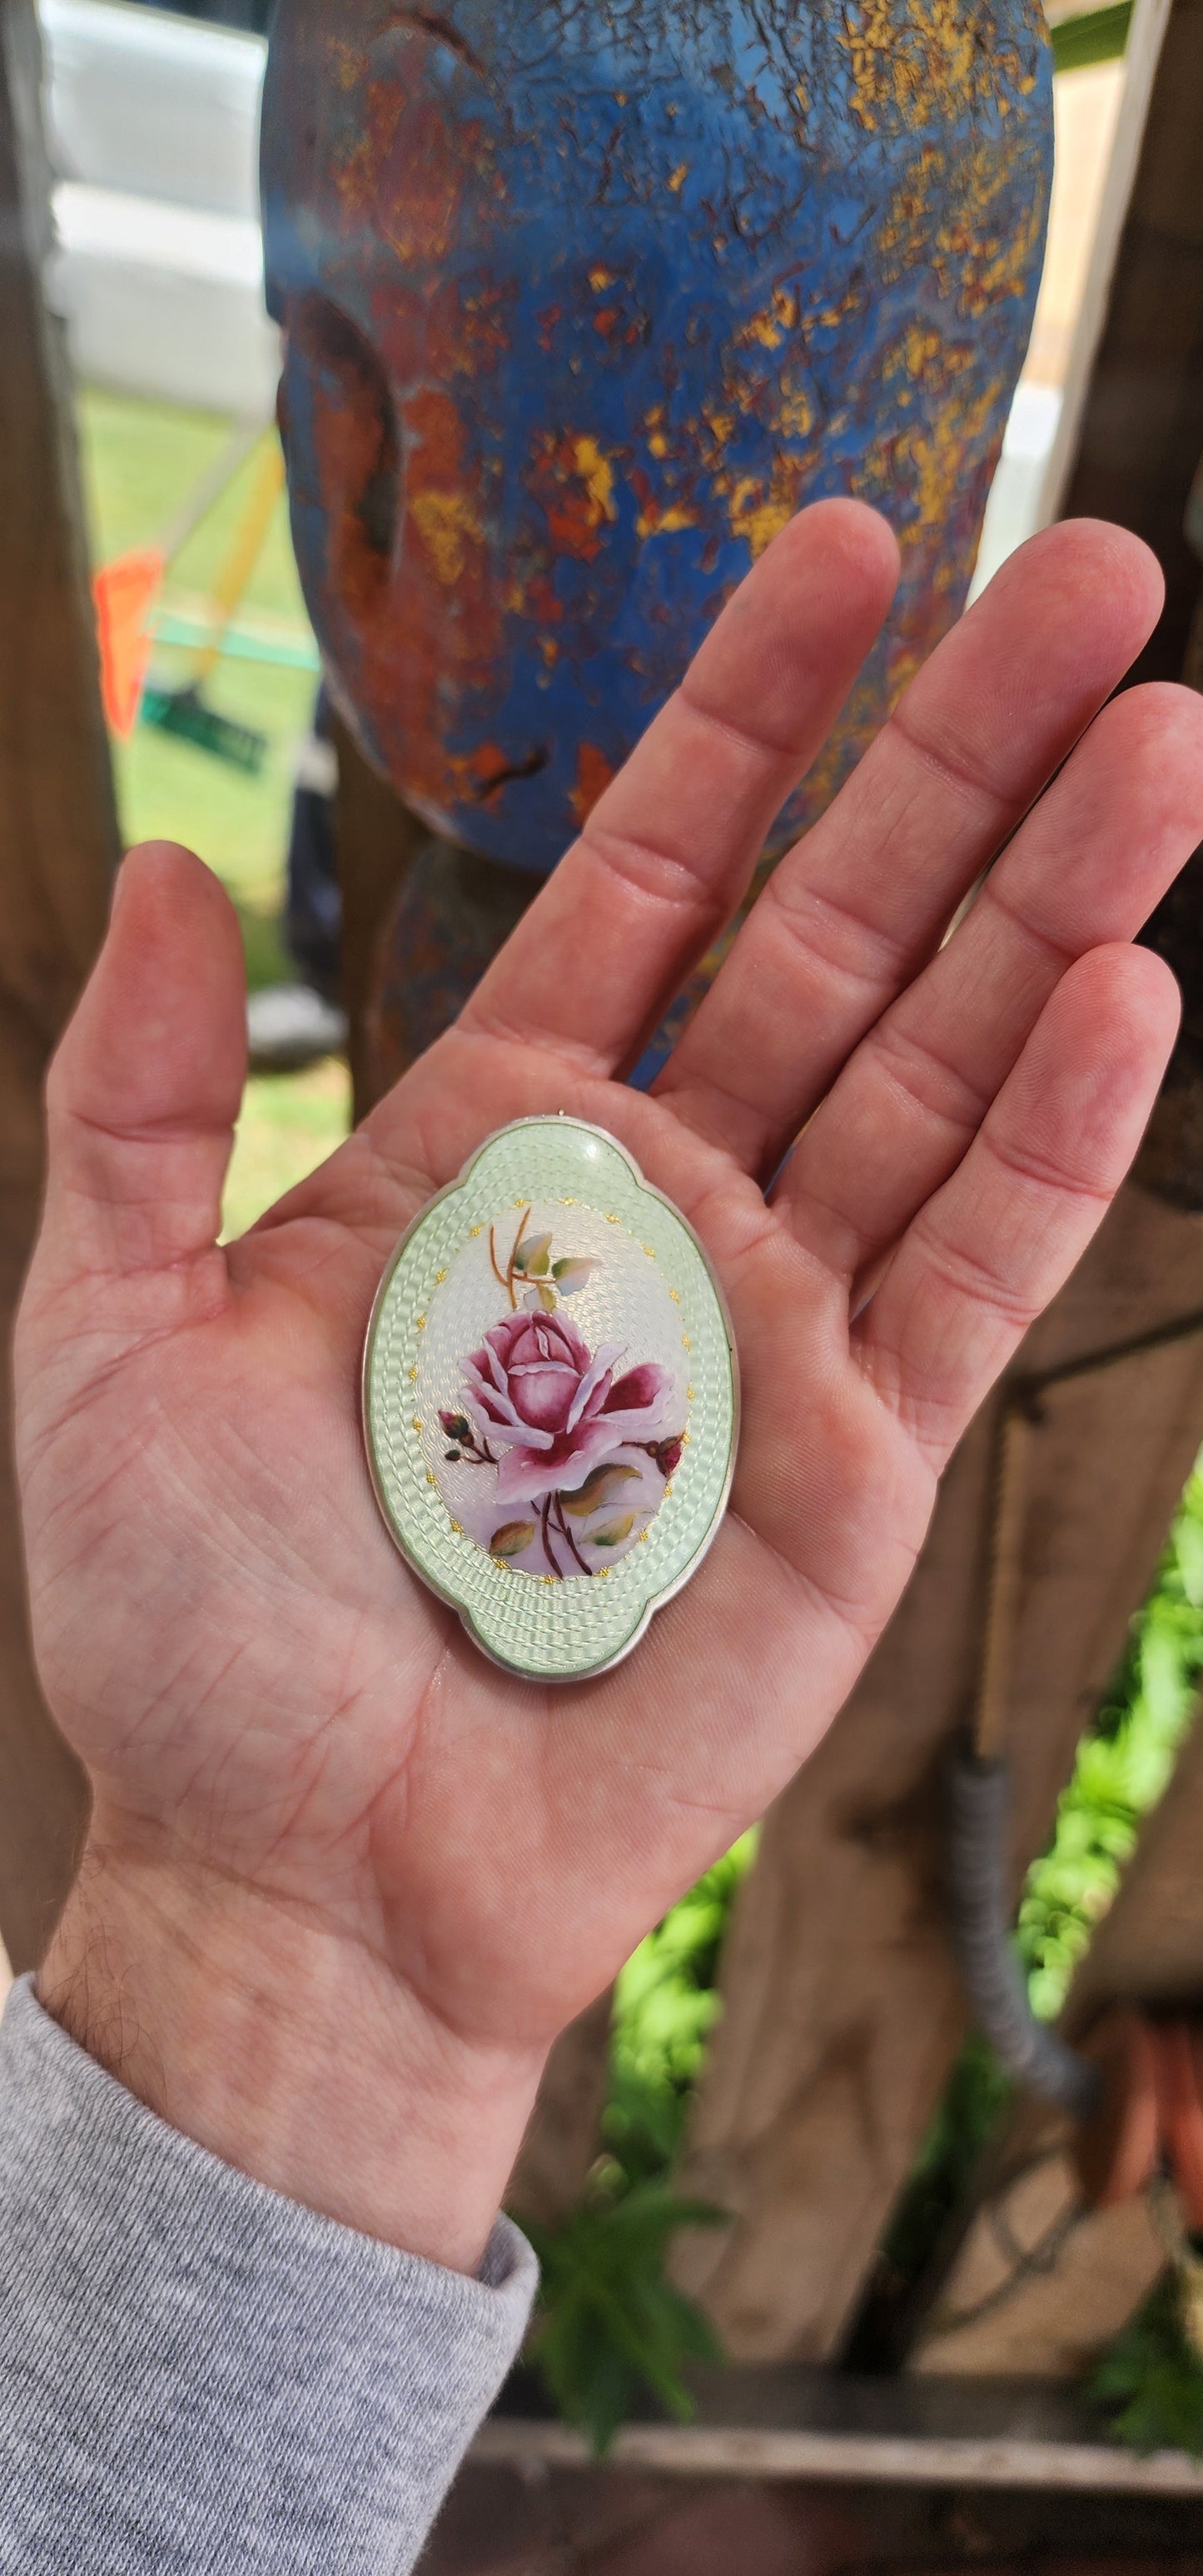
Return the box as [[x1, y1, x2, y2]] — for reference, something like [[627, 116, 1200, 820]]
[[947, 1736, 1101, 2121]]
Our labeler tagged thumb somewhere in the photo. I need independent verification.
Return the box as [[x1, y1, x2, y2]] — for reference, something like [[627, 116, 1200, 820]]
[[32, 842, 246, 1312]]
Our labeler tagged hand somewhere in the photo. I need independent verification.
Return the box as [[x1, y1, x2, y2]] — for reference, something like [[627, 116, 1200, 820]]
[[17, 505, 1202, 2272]]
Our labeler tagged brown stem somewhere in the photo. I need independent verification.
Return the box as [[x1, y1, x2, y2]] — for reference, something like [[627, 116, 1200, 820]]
[[539, 1494, 563, 1578], [553, 1491, 591, 1578], [505, 1206, 529, 1313], [488, 1225, 510, 1297]]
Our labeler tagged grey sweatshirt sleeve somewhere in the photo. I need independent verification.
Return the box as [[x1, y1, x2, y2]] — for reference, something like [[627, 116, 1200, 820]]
[[0, 1976, 538, 2575]]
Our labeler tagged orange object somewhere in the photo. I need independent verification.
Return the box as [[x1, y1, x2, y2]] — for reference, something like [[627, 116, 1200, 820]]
[[1071, 2008, 1161, 2209], [92, 546, 165, 736], [1152, 2019, 1203, 2228]]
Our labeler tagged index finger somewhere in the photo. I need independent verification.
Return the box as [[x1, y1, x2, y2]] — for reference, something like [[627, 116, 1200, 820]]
[[452, 499, 899, 1080]]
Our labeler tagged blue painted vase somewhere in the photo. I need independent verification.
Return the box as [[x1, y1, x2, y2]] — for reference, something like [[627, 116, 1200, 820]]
[[261, 0, 1051, 1060]]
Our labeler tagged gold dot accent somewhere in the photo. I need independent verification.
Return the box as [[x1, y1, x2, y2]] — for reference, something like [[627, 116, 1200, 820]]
[[412, 1417, 422, 1432], [562, 1196, 578, 1206], [435, 1269, 447, 1285], [416, 1315, 426, 1330], [450, 1518, 463, 1536], [426, 1471, 437, 1486], [513, 1197, 526, 1208], [408, 1365, 419, 1382], [669, 1288, 681, 1304], [470, 1225, 482, 1238], [682, 1335, 692, 1350], [639, 1529, 649, 1544], [643, 1243, 656, 1258], [604, 1212, 619, 1224], [664, 1482, 674, 1499], [682, 1430, 692, 1446], [687, 1385, 696, 1401]]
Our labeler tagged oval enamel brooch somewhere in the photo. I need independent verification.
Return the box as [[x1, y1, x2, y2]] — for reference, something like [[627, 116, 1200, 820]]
[[362, 1116, 739, 1681]]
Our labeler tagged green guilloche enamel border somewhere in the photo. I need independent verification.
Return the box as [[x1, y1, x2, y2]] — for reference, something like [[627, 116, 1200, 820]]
[[362, 1116, 739, 1682]]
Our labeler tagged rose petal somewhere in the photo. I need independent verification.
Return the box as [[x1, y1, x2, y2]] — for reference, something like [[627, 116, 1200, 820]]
[[494, 1410, 628, 1506], [604, 1362, 670, 1416], [565, 1341, 624, 1433]]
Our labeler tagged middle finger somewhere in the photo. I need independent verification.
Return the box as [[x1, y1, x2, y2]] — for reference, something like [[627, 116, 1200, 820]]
[[654, 518, 1165, 1175], [778, 678, 1203, 1281]]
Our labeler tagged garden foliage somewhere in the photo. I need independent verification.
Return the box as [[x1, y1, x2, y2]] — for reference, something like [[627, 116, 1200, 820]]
[[524, 1467, 1203, 2451], [522, 1838, 754, 2449]]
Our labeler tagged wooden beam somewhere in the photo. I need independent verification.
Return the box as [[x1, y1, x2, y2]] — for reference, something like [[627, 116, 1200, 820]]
[[1036, 0, 1172, 528], [0, 0, 118, 1972], [468, 2410, 1203, 2496], [1051, 0, 1203, 686], [908, 2110, 1164, 2377], [674, 1180, 1203, 2361]]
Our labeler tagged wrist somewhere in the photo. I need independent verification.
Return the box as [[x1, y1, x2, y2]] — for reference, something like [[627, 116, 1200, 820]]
[[37, 1834, 546, 2275]]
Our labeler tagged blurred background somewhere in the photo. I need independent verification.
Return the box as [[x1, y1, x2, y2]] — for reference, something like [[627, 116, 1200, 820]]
[[40, 0, 1126, 1247], [14, 2, 1203, 2551]]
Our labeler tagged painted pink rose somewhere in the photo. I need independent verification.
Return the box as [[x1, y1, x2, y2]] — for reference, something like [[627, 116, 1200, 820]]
[[462, 1305, 674, 1508]]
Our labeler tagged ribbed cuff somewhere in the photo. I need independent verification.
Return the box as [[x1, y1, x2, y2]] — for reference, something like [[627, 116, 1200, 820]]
[[0, 1976, 536, 2574]]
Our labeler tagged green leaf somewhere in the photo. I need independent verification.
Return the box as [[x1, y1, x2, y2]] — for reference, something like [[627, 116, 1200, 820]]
[[589, 1514, 636, 1549], [551, 1256, 599, 1294], [519, 2181, 729, 2454], [489, 1519, 535, 1560], [513, 1231, 552, 1277], [509, 1831, 760, 2447], [562, 1463, 640, 1518], [1091, 2276, 1203, 2458]]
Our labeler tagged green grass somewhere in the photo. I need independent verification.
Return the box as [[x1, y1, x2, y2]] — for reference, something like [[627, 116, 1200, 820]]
[[76, 384, 316, 937], [75, 384, 350, 1236], [221, 1061, 351, 1243]]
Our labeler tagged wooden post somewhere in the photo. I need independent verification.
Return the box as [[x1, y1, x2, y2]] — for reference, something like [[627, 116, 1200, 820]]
[[1053, 0, 1203, 690], [1036, 0, 1172, 530], [0, 0, 118, 1971], [331, 711, 426, 1121]]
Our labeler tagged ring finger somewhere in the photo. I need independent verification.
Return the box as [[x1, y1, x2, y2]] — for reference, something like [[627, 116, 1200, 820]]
[[776, 679, 1203, 1279]]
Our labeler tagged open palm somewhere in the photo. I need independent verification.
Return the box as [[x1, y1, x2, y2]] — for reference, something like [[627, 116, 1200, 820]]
[[16, 503, 1203, 2265]]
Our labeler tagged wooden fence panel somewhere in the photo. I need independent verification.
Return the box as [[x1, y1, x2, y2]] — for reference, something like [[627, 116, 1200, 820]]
[[0, 0, 117, 1970], [674, 1183, 1203, 2360]]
